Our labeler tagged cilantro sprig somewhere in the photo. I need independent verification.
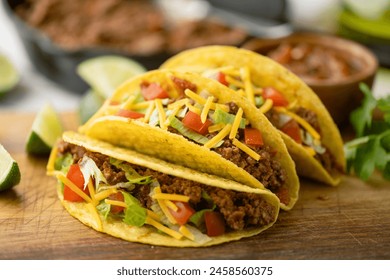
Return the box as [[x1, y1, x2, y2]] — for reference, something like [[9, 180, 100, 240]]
[[344, 83, 390, 180]]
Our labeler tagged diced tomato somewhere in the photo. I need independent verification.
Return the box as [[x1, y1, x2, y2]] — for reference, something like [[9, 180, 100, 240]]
[[182, 110, 212, 135], [204, 211, 225, 237], [109, 192, 125, 214], [141, 82, 169, 100], [63, 164, 89, 202], [169, 201, 195, 225], [116, 109, 145, 119], [216, 72, 228, 86], [263, 87, 289, 107], [244, 128, 264, 147], [281, 119, 302, 144]]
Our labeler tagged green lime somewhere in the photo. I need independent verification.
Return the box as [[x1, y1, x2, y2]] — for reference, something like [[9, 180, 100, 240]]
[[78, 89, 105, 124], [26, 103, 63, 155], [77, 55, 146, 99], [0, 54, 19, 98], [0, 144, 21, 191]]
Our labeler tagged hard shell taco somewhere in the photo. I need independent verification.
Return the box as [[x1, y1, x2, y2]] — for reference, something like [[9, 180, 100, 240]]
[[80, 69, 299, 210], [47, 131, 280, 247], [161, 45, 345, 186]]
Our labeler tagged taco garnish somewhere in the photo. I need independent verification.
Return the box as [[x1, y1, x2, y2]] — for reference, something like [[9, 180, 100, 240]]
[[47, 132, 280, 247], [161, 46, 345, 186], [80, 70, 299, 210]]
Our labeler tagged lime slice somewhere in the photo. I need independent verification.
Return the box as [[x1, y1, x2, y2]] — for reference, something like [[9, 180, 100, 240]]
[[0, 54, 19, 97], [78, 89, 105, 124], [0, 144, 21, 191], [77, 55, 146, 99], [26, 103, 63, 155]]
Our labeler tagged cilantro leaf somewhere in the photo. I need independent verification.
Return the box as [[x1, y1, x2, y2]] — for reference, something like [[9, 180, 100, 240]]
[[350, 83, 378, 137]]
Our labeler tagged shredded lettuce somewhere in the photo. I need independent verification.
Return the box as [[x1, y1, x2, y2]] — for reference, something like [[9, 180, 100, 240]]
[[122, 192, 147, 227], [96, 201, 111, 220], [169, 116, 212, 145], [212, 108, 246, 128], [79, 156, 107, 190], [110, 158, 152, 184]]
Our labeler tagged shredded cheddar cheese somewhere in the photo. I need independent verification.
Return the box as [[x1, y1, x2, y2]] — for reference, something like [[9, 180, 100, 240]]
[[154, 187, 177, 224], [167, 98, 189, 110], [121, 95, 136, 110], [201, 96, 214, 123], [232, 138, 261, 161], [130, 101, 152, 110], [147, 210, 161, 221], [86, 203, 103, 231], [226, 76, 244, 88], [164, 105, 183, 126], [304, 146, 316, 157], [155, 99, 167, 130], [229, 108, 243, 139], [208, 123, 225, 133], [46, 144, 58, 174], [215, 104, 229, 112], [105, 199, 127, 208], [143, 101, 155, 123], [204, 124, 232, 149], [94, 188, 118, 202], [258, 98, 273, 114], [56, 173, 92, 203], [152, 193, 190, 202], [275, 107, 321, 140], [145, 216, 183, 240], [179, 225, 195, 241], [87, 178, 97, 206], [240, 67, 255, 105], [185, 101, 202, 115], [165, 200, 179, 211]]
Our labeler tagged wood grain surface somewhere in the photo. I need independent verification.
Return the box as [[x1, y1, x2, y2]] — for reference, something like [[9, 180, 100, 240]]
[[0, 112, 389, 260]]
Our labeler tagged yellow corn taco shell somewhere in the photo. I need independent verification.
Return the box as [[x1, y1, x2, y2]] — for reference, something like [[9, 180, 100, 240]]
[[161, 45, 345, 186], [80, 69, 299, 210], [47, 131, 280, 247]]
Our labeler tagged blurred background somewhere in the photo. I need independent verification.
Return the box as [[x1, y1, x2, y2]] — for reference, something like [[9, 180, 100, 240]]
[[0, 0, 389, 116]]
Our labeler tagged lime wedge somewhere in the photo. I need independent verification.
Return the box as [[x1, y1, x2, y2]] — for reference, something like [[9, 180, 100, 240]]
[[0, 54, 19, 98], [0, 144, 21, 191], [78, 89, 105, 124], [77, 55, 146, 99], [26, 103, 63, 155]]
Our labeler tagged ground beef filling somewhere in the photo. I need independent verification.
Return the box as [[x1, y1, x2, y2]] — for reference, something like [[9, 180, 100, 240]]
[[266, 106, 339, 174], [57, 141, 276, 231]]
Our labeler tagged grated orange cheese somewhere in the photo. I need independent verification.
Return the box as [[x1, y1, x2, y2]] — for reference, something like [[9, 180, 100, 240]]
[[147, 210, 161, 221], [304, 146, 316, 157], [232, 138, 261, 161], [204, 124, 231, 149], [56, 173, 92, 203], [215, 104, 229, 112], [229, 108, 243, 140], [167, 98, 189, 110], [201, 96, 214, 123], [240, 67, 255, 105], [179, 225, 195, 241], [152, 193, 190, 202], [208, 123, 225, 133], [226, 76, 244, 88], [165, 200, 179, 211], [145, 216, 183, 240], [275, 107, 321, 140], [105, 199, 127, 208], [143, 101, 155, 123], [87, 178, 97, 206], [154, 187, 177, 224], [121, 95, 136, 110], [94, 188, 118, 202], [130, 101, 151, 110], [86, 203, 103, 231], [258, 98, 273, 114], [46, 144, 58, 174], [185, 101, 201, 115], [155, 99, 167, 130]]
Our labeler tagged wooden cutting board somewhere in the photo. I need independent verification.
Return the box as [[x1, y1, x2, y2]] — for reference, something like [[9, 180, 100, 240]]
[[1, 112, 389, 260]]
